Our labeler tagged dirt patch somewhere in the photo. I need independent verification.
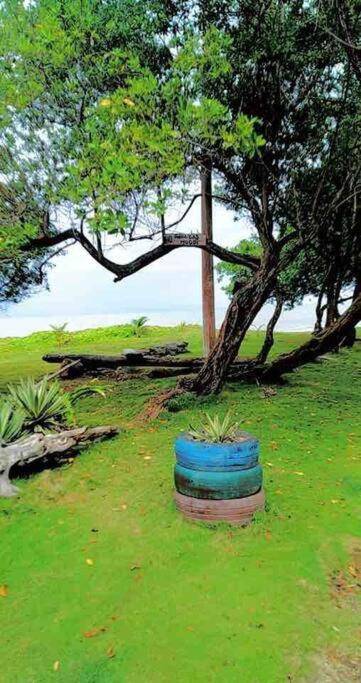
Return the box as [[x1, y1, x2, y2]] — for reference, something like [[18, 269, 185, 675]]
[[305, 544, 361, 682], [306, 651, 361, 682], [330, 545, 361, 609]]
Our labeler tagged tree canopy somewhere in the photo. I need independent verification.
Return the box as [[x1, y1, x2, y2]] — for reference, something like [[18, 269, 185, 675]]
[[0, 0, 263, 305], [0, 0, 360, 392]]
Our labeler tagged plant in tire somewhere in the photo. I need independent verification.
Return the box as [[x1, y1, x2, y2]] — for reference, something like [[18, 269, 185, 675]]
[[174, 412, 264, 523], [175, 413, 262, 499]]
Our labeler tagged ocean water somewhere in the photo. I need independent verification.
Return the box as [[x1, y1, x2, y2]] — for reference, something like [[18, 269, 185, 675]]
[[0, 301, 318, 339]]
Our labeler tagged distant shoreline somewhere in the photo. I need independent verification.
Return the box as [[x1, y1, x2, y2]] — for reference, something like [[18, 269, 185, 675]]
[[0, 310, 315, 339]]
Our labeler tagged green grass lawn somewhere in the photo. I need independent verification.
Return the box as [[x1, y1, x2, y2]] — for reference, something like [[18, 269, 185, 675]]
[[0, 325, 360, 682]]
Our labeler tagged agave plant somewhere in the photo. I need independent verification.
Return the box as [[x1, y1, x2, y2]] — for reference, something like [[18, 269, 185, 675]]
[[0, 403, 26, 446], [188, 412, 239, 443], [7, 378, 105, 433], [8, 378, 70, 432]]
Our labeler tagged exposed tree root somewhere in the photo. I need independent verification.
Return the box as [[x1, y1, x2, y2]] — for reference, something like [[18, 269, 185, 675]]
[[143, 388, 185, 421]]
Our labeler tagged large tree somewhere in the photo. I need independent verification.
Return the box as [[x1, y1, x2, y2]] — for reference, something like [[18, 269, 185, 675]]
[[0, 0, 261, 303], [179, 0, 360, 393], [1, 0, 360, 393]]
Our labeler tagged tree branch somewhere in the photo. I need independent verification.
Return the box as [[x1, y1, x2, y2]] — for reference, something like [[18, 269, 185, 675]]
[[164, 194, 201, 231], [24, 226, 261, 281], [22, 228, 76, 251], [204, 241, 260, 270]]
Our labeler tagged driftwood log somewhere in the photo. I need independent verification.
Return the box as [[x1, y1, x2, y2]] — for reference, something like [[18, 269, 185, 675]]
[[43, 351, 251, 382], [136, 342, 188, 356], [43, 353, 205, 369], [43, 342, 192, 378], [0, 425, 118, 498], [43, 354, 248, 380]]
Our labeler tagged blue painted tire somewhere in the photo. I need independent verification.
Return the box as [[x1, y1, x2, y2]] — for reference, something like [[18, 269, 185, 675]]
[[175, 432, 259, 472], [174, 463, 263, 500]]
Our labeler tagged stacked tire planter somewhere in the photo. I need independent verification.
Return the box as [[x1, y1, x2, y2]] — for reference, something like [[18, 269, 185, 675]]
[[174, 431, 265, 525]]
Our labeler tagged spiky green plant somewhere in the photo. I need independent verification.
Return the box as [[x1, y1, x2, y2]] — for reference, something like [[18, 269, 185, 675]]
[[129, 316, 149, 337], [188, 412, 239, 443], [49, 323, 68, 333], [0, 403, 26, 446], [177, 321, 187, 330], [8, 378, 70, 432], [49, 322, 69, 347], [7, 378, 105, 433]]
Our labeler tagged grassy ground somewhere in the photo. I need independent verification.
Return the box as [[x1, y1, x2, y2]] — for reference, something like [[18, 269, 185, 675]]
[[0, 325, 360, 682]]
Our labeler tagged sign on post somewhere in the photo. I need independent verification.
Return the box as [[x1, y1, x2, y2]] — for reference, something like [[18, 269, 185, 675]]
[[164, 233, 207, 247]]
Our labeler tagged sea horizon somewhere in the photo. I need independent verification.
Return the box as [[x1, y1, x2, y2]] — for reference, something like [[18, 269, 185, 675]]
[[0, 302, 319, 339]]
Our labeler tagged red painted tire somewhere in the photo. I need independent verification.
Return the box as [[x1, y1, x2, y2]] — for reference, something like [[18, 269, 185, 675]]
[[174, 488, 265, 525]]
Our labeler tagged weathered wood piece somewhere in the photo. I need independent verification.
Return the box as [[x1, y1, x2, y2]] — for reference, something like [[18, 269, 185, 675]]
[[0, 425, 118, 497], [122, 341, 188, 356], [146, 367, 196, 379], [52, 360, 84, 379], [43, 353, 205, 369], [43, 341, 191, 377], [144, 341, 188, 356]]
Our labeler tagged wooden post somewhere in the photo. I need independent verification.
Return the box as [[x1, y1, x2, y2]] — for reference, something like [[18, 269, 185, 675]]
[[201, 163, 216, 356]]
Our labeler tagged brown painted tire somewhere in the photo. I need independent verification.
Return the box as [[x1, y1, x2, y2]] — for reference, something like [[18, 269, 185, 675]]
[[174, 488, 265, 525]]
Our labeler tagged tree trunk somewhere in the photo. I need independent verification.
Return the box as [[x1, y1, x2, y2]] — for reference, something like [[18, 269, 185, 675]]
[[184, 254, 279, 395], [257, 293, 283, 364], [261, 293, 361, 380], [339, 277, 361, 348], [149, 296, 359, 414], [325, 269, 342, 328], [313, 287, 325, 334], [325, 288, 337, 328]]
